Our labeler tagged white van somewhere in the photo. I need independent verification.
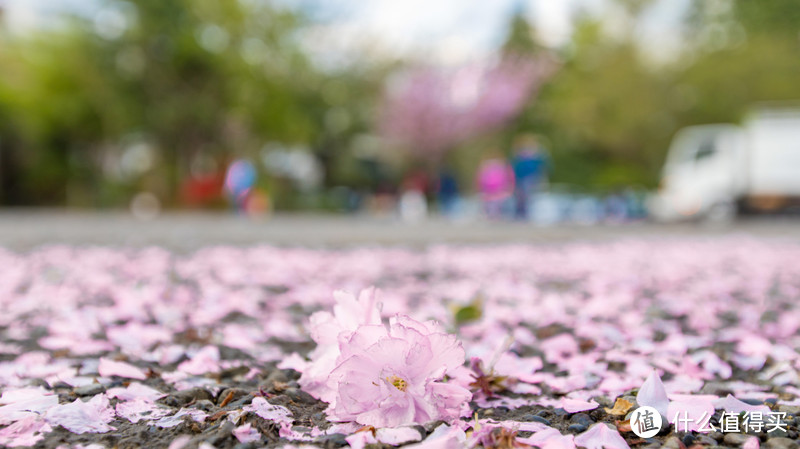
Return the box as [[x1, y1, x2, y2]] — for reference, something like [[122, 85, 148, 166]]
[[650, 107, 800, 222]]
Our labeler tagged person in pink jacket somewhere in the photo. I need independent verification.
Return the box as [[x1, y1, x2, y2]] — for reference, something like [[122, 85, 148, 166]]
[[476, 150, 515, 219]]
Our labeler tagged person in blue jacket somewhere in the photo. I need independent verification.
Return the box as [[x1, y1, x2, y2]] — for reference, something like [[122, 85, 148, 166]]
[[511, 134, 549, 220]]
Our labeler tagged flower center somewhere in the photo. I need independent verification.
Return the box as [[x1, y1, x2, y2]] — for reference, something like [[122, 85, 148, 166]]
[[387, 375, 407, 391]]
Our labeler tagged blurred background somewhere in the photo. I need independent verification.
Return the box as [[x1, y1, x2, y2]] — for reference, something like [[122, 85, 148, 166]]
[[0, 0, 799, 226]]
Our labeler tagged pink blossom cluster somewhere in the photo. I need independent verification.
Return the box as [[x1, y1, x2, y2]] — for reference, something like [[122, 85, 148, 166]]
[[299, 288, 472, 427], [379, 55, 555, 161]]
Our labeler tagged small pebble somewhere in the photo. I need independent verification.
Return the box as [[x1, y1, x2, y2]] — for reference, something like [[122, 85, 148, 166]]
[[683, 434, 697, 447], [315, 433, 348, 448], [233, 443, 261, 449], [769, 427, 789, 439], [286, 387, 317, 404], [29, 378, 50, 389], [74, 383, 105, 396], [764, 437, 799, 449], [723, 433, 750, 446], [218, 345, 250, 360], [217, 388, 247, 406], [225, 394, 254, 410], [567, 424, 587, 433], [741, 399, 764, 406], [570, 413, 594, 427], [523, 415, 551, 426], [700, 383, 731, 396], [778, 405, 800, 415], [661, 436, 682, 449], [262, 370, 289, 388], [709, 432, 725, 441], [171, 387, 213, 406], [424, 420, 447, 433], [697, 435, 719, 446], [206, 421, 235, 446], [192, 399, 215, 411]]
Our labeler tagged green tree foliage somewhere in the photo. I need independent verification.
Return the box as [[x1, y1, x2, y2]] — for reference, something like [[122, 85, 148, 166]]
[[731, 0, 800, 39], [2, 0, 800, 204], [508, 0, 800, 190], [0, 1, 370, 206], [537, 20, 676, 188]]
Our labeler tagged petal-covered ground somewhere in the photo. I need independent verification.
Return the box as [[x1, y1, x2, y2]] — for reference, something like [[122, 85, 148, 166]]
[[0, 239, 799, 448]]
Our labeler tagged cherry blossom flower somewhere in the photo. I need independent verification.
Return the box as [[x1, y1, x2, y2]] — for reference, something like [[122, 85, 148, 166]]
[[299, 288, 381, 402], [322, 314, 471, 427]]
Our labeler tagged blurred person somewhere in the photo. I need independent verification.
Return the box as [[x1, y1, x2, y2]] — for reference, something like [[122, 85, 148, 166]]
[[623, 188, 647, 220], [180, 156, 225, 207], [224, 159, 257, 214], [511, 134, 549, 220], [476, 150, 515, 220], [399, 166, 431, 222], [436, 168, 460, 218]]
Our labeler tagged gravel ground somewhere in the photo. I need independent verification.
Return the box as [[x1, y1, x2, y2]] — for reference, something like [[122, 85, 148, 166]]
[[1, 213, 800, 449]]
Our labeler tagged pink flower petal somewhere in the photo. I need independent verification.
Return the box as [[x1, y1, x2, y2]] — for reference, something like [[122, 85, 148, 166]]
[[743, 436, 760, 449], [0, 415, 52, 447], [637, 371, 669, 418], [167, 435, 192, 449], [667, 398, 715, 432], [375, 427, 423, 445], [177, 346, 220, 375], [403, 424, 466, 449], [168, 435, 192, 449], [45, 394, 116, 434], [713, 394, 771, 414], [106, 382, 166, 402], [346, 431, 378, 449], [115, 398, 171, 423], [98, 358, 147, 380], [518, 428, 576, 449], [233, 423, 262, 444], [0, 388, 59, 425], [153, 408, 207, 428], [574, 423, 629, 449], [243, 397, 293, 425]]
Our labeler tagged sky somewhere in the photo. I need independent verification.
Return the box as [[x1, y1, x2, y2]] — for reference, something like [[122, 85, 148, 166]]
[[295, 0, 690, 67], [0, 0, 690, 65]]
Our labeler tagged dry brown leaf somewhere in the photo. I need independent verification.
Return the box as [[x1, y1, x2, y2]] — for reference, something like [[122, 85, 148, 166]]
[[616, 419, 632, 433], [605, 397, 634, 415]]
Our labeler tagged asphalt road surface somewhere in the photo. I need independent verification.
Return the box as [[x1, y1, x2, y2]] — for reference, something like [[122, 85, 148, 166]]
[[0, 209, 799, 251]]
